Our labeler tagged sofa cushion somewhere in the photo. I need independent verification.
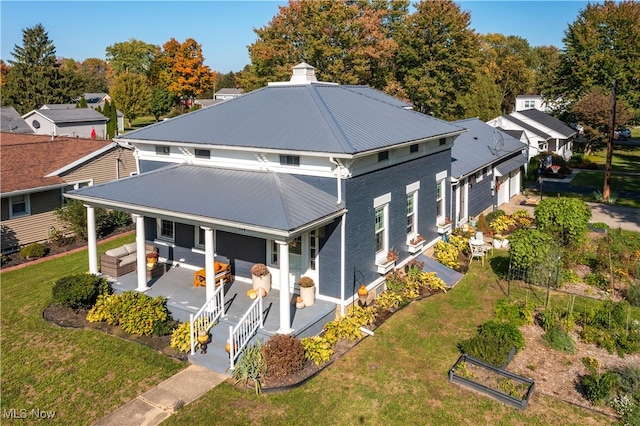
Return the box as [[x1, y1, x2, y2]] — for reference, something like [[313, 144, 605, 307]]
[[105, 246, 128, 258], [123, 242, 137, 254], [119, 253, 137, 267]]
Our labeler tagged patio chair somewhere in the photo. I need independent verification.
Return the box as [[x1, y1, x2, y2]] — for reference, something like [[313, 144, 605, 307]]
[[469, 240, 487, 266], [193, 262, 231, 287], [475, 231, 493, 256]]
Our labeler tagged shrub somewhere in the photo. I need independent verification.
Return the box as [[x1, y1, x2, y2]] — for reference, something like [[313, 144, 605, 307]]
[[615, 365, 640, 400], [152, 319, 179, 336], [54, 199, 111, 240], [477, 213, 491, 234], [458, 320, 525, 366], [434, 240, 460, 270], [581, 371, 617, 405], [543, 326, 576, 354], [233, 342, 266, 396], [494, 298, 535, 327], [508, 228, 558, 271], [584, 272, 609, 290], [538, 307, 561, 332], [490, 215, 516, 234], [534, 197, 591, 247], [626, 284, 640, 307], [301, 336, 334, 365], [19, 242, 47, 259], [486, 209, 505, 224], [108, 209, 132, 228], [170, 322, 192, 353], [52, 273, 112, 309], [86, 291, 170, 336], [262, 334, 305, 379]]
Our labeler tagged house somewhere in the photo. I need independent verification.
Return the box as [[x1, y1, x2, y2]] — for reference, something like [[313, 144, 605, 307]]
[[449, 118, 528, 226], [0, 133, 137, 253], [214, 88, 244, 101], [64, 63, 466, 342], [513, 95, 550, 112], [487, 109, 577, 161], [22, 108, 109, 139], [0, 107, 34, 134], [42, 99, 125, 133]]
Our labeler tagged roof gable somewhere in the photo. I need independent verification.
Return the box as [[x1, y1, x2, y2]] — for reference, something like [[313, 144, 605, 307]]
[[0, 133, 115, 193], [118, 83, 464, 155], [513, 109, 576, 138], [23, 108, 109, 124], [1, 107, 33, 133]]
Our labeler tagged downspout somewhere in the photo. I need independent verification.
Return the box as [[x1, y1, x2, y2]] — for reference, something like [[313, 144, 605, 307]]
[[329, 157, 342, 204]]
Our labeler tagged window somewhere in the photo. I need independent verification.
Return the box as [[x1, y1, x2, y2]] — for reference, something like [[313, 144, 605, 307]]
[[406, 192, 416, 235], [156, 146, 170, 155], [439, 138, 446, 146], [9, 194, 30, 218], [476, 170, 483, 182], [524, 100, 536, 108], [375, 206, 385, 254], [195, 227, 205, 248], [436, 180, 444, 218], [309, 230, 317, 271], [279, 155, 300, 166], [538, 141, 548, 151], [194, 149, 210, 159], [410, 144, 419, 153], [378, 151, 389, 162], [62, 180, 92, 203], [158, 219, 174, 241], [270, 241, 279, 266]]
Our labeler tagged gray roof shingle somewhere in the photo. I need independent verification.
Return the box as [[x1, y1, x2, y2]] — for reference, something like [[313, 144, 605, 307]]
[[26, 108, 109, 124], [516, 109, 577, 138]]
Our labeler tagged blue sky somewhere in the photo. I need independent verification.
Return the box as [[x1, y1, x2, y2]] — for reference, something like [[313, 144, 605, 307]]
[[1, 1, 590, 73]]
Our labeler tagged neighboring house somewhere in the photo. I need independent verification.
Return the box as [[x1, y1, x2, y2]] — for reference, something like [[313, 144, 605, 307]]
[[65, 63, 466, 336], [513, 95, 550, 112], [0, 107, 34, 133], [43, 100, 125, 133], [22, 108, 109, 139], [194, 99, 223, 108], [487, 109, 576, 161], [0, 133, 137, 253], [450, 118, 528, 226], [214, 88, 244, 101]]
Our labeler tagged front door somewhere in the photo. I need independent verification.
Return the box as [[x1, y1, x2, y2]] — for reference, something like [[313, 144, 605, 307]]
[[288, 231, 319, 291]]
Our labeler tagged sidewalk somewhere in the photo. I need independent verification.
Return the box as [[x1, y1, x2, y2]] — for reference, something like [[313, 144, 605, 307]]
[[92, 365, 226, 426]]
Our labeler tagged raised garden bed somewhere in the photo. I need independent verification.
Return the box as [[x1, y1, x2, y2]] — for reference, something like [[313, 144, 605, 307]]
[[448, 353, 535, 410]]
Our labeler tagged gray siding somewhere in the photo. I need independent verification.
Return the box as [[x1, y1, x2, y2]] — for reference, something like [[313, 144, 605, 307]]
[[468, 177, 494, 218], [63, 147, 137, 184]]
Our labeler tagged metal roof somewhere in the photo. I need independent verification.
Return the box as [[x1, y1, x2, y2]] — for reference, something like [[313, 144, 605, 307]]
[[65, 164, 346, 236], [515, 109, 577, 138], [117, 83, 464, 155], [500, 114, 552, 140], [24, 108, 109, 124], [450, 118, 527, 178], [494, 155, 527, 176]]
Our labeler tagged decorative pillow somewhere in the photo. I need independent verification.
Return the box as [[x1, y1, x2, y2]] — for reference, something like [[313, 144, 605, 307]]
[[105, 246, 128, 258], [215, 261, 222, 272], [123, 242, 137, 254]]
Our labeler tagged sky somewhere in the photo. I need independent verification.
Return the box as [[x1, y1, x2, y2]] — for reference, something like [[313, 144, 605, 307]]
[[1, 1, 591, 73]]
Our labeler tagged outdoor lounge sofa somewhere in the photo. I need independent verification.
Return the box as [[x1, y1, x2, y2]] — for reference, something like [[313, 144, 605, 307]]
[[100, 242, 156, 277]]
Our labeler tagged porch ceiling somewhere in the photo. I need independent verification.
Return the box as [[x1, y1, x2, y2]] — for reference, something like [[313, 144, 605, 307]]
[[65, 164, 346, 238]]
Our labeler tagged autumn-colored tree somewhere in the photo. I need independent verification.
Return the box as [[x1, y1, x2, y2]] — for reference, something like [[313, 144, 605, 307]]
[[0, 59, 10, 87], [242, 0, 405, 92], [109, 72, 150, 128], [157, 38, 213, 105], [479, 34, 534, 114], [106, 38, 160, 78], [394, 0, 480, 119]]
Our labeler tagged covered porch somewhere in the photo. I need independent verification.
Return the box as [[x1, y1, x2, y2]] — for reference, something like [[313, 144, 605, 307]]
[[108, 266, 336, 374]]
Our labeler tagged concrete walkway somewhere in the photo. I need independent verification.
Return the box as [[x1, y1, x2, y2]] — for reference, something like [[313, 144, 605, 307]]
[[92, 365, 226, 426]]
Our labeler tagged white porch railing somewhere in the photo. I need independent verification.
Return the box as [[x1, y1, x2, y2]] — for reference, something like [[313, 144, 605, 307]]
[[228, 294, 264, 370], [190, 284, 225, 355]]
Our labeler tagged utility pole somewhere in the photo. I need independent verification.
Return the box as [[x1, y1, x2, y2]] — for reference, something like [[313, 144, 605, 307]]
[[604, 79, 616, 201]]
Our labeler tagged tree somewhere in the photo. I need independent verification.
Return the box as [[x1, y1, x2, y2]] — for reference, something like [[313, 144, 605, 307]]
[[110, 72, 150, 128], [242, 0, 405, 92], [2, 24, 80, 113], [460, 71, 502, 121], [78, 58, 111, 93], [479, 34, 535, 114], [149, 87, 176, 121], [161, 38, 213, 102], [571, 86, 632, 154], [530, 46, 561, 98], [556, 1, 640, 199], [105, 38, 159, 78], [77, 96, 88, 108]]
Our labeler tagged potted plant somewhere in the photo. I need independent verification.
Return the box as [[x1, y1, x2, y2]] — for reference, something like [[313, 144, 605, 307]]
[[492, 234, 504, 248], [298, 276, 315, 306], [408, 234, 426, 253], [377, 248, 398, 274], [251, 263, 271, 295], [146, 251, 158, 269]]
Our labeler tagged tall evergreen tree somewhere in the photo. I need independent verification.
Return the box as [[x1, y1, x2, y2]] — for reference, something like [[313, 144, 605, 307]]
[[2, 24, 80, 113], [109, 101, 118, 137]]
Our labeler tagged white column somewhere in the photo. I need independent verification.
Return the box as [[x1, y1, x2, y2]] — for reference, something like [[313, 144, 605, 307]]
[[134, 214, 148, 291], [85, 205, 98, 274], [277, 240, 292, 334], [203, 227, 215, 301]]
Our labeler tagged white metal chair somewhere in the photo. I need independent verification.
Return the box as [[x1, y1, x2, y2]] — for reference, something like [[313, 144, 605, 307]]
[[475, 231, 493, 255], [469, 240, 487, 266]]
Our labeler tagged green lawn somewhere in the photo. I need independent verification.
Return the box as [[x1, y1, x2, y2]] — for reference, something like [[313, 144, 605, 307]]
[[165, 254, 616, 426], [584, 144, 640, 174], [0, 234, 184, 425], [570, 170, 640, 193], [1, 242, 628, 425]]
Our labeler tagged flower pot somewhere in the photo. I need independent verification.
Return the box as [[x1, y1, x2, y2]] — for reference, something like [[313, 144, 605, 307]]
[[492, 239, 503, 249], [299, 284, 315, 306], [252, 273, 271, 295], [377, 260, 395, 275]]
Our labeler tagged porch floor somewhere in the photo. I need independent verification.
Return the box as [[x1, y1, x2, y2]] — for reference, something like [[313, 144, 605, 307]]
[[107, 264, 336, 375]]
